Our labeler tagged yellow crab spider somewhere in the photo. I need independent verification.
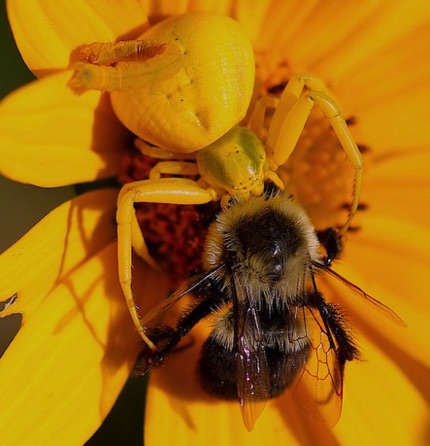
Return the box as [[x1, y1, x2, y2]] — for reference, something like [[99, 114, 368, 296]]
[[69, 12, 255, 152], [115, 72, 363, 350], [69, 13, 362, 351]]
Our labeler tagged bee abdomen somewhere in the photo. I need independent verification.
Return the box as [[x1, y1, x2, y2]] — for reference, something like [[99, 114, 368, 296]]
[[198, 332, 311, 400]]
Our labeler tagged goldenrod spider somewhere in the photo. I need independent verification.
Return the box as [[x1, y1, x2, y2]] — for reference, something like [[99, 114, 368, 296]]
[[69, 13, 362, 351]]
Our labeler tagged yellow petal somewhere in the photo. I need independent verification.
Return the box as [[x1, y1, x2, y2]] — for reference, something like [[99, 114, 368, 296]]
[[234, 0, 271, 43], [334, 19, 430, 153], [0, 242, 164, 445], [0, 187, 167, 444], [351, 86, 430, 154], [255, 1, 430, 153], [141, 0, 235, 23], [0, 71, 128, 187], [334, 337, 429, 445], [145, 310, 428, 445], [328, 216, 430, 369], [0, 188, 117, 317], [256, 1, 382, 71], [145, 322, 337, 445], [335, 23, 430, 113], [7, 0, 149, 76], [366, 151, 430, 227], [186, 0, 232, 14], [309, 2, 430, 81], [145, 326, 299, 445]]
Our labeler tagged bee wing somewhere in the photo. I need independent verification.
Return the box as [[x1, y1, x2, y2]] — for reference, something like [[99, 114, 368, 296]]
[[140, 273, 205, 326], [292, 305, 344, 427], [231, 271, 270, 432], [313, 261, 406, 327], [135, 267, 222, 375]]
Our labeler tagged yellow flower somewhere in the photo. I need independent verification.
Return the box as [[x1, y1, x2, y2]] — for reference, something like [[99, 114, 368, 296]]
[[1, 1, 429, 445]]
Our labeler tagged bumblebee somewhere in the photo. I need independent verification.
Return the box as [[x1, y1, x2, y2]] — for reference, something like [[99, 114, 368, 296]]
[[135, 185, 403, 431], [68, 13, 404, 430]]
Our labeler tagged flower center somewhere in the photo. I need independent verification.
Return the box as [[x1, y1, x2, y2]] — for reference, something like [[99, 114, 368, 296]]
[[280, 112, 357, 230]]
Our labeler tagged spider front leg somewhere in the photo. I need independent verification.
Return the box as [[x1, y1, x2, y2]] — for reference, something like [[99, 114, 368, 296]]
[[149, 161, 200, 180], [135, 138, 197, 160], [265, 74, 363, 236], [116, 177, 217, 350], [69, 40, 183, 91]]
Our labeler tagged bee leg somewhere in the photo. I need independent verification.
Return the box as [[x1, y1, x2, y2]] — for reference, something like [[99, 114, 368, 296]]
[[116, 178, 217, 349], [317, 228, 343, 266], [136, 290, 221, 374], [309, 291, 361, 367]]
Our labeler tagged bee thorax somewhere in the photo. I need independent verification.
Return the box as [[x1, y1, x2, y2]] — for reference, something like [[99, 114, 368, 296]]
[[203, 192, 320, 293]]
